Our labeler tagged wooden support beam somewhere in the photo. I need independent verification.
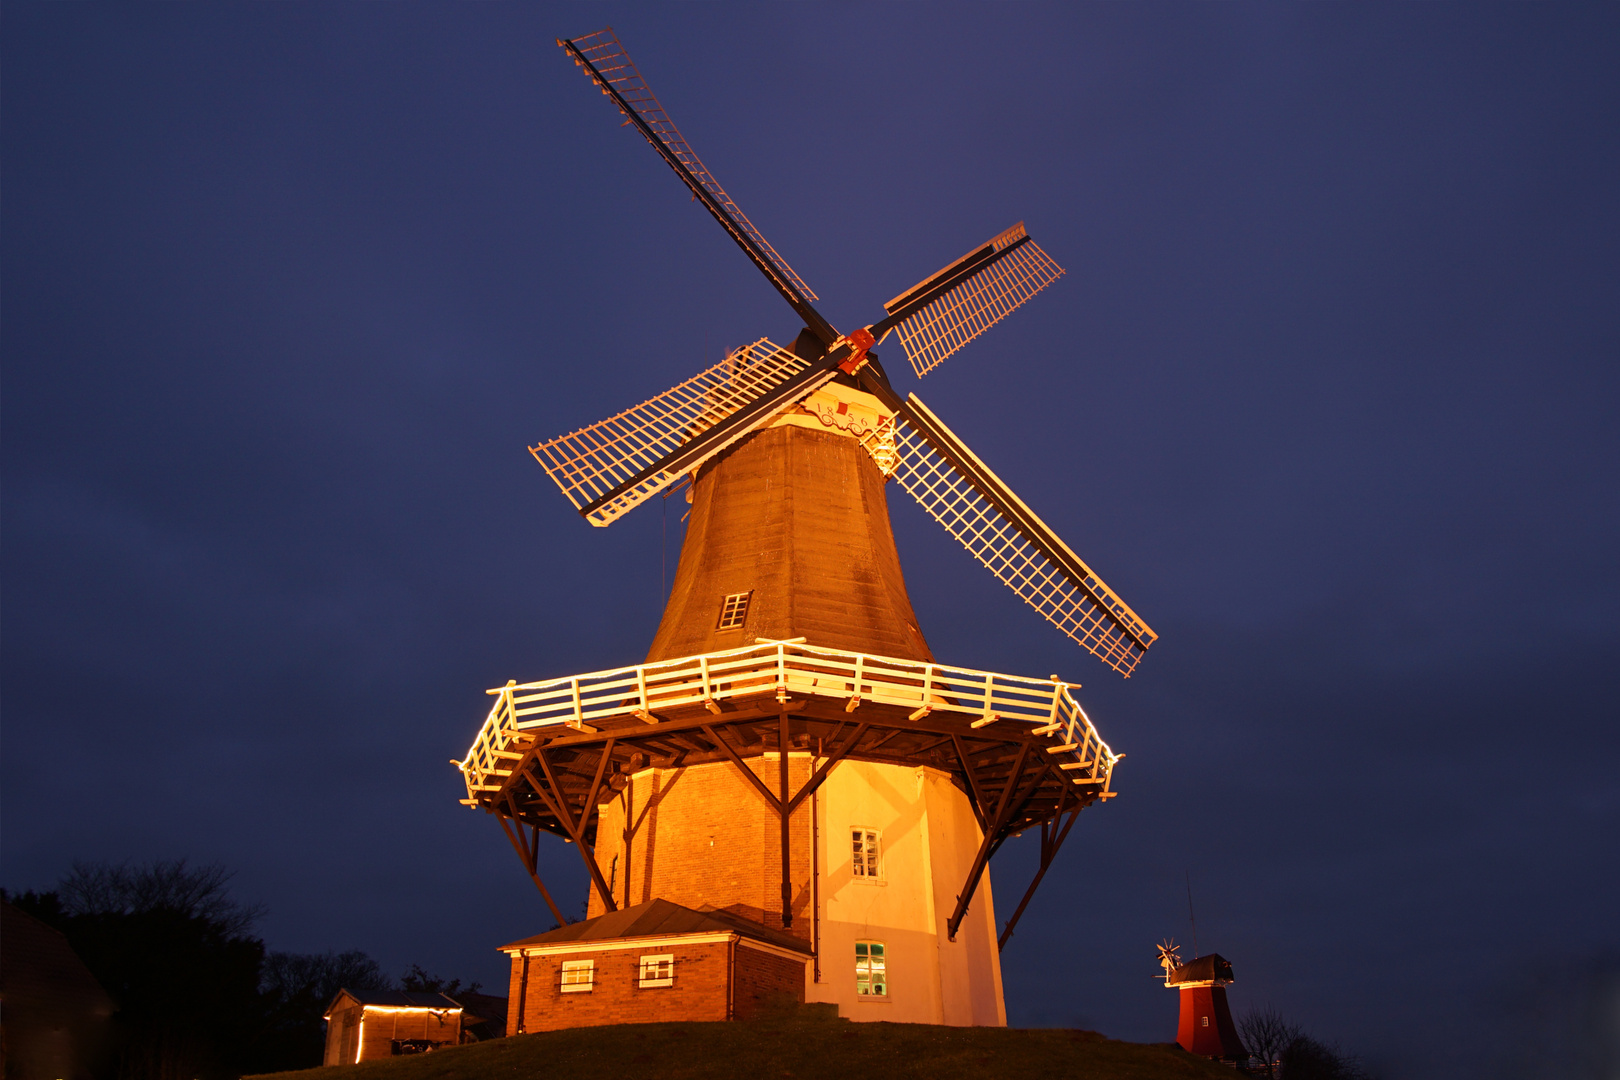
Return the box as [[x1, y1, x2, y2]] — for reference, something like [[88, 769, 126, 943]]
[[779, 710, 792, 928], [496, 807, 567, 928], [581, 738, 617, 844], [946, 742, 1033, 941], [702, 725, 782, 811], [952, 733, 990, 835], [785, 722, 869, 815], [997, 793, 1082, 952], [530, 753, 617, 913]]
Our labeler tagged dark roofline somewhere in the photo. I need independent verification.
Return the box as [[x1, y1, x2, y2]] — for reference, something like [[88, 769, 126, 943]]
[[500, 898, 811, 955], [322, 988, 463, 1016]]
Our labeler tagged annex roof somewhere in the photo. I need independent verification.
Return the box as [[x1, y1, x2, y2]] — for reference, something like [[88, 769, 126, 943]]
[[500, 897, 811, 955], [325, 988, 462, 1014]]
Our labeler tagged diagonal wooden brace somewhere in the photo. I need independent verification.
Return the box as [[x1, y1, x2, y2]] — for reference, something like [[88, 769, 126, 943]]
[[996, 791, 1082, 952], [945, 743, 1035, 941], [496, 804, 567, 927]]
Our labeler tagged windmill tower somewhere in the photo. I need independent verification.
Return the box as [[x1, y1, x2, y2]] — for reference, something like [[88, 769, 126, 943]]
[[456, 29, 1157, 1032]]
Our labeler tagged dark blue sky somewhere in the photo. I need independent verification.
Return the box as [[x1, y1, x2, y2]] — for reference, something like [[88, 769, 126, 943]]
[[4, 6, 1616, 1077]]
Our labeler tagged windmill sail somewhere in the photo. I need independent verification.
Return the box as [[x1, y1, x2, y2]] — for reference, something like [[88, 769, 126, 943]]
[[560, 29, 827, 340], [532, 339, 827, 527], [884, 223, 1064, 378], [889, 394, 1155, 675]]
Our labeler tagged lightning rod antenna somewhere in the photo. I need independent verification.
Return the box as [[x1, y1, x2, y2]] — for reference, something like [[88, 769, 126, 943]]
[[1185, 869, 1199, 958]]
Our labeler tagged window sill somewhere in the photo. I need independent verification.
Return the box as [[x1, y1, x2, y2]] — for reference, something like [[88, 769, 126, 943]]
[[638, 979, 674, 988], [856, 993, 891, 1003], [560, 985, 593, 994]]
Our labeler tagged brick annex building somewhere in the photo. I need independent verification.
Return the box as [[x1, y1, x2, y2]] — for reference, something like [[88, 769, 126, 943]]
[[453, 28, 1153, 1038]]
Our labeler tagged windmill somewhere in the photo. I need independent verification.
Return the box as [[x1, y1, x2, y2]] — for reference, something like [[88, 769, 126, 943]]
[[457, 28, 1158, 1032], [1158, 945, 1246, 1061]]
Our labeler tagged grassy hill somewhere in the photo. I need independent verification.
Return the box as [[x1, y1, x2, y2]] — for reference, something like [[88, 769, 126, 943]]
[[253, 1010, 1236, 1080]]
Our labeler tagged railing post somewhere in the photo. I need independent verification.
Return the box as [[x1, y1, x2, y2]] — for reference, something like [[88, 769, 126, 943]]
[[636, 665, 648, 713], [776, 643, 787, 703]]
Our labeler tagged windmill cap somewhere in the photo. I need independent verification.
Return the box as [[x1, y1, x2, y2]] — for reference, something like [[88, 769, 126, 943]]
[[1167, 953, 1235, 986]]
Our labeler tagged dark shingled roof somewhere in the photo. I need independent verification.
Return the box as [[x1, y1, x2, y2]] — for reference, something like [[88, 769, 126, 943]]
[[329, 989, 462, 1010], [1167, 953, 1235, 986], [500, 898, 812, 955]]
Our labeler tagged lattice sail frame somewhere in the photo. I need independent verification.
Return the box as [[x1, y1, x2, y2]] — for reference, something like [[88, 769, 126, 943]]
[[888, 398, 1155, 676], [885, 223, 1065, 379], [532, 339, 820, 527], [564, 28, 818, 306]]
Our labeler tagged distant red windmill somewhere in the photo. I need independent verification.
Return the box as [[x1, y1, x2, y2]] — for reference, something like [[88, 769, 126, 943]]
[[1156, 940, 1246, 1062]]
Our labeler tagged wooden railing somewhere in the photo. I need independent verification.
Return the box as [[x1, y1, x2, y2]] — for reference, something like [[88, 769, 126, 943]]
[[458, 640, 1119, 800]]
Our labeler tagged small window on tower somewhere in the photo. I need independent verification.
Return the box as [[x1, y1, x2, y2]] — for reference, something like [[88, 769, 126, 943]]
[[855, 941, 887, 997], [717, 591, 752, 630], [851, 828, 881, 879]]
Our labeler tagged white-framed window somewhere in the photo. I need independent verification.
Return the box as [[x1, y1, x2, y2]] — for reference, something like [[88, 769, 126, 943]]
[[855, 941, 886, 997], [717, 591, 752, 630], [638, 953, 674, 988], [560, 959, 594, 993], [851, 828, 881, 879]]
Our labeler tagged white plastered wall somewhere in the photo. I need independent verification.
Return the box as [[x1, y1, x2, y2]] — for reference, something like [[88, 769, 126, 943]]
[[805, 759, 1006, 1026]]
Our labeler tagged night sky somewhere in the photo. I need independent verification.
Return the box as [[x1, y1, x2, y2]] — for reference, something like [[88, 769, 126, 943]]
[[4, 6, 1616, 1078]]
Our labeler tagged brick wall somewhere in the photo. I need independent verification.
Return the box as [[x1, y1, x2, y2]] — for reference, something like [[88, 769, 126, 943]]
[[590, 757, 815, 940], [506, 954, 527, 1037], [510, 940, 733, 1032], [732, 944, 808, 1021]]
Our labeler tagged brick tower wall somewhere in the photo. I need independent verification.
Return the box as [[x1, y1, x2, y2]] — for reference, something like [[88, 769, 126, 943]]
[[588, 755, 815, 940]]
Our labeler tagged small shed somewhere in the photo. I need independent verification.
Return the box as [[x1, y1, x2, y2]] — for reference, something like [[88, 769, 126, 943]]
[[322, 989, 462, 1065]]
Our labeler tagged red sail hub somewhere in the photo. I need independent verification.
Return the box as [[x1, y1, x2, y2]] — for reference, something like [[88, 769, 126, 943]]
[[836, 327, 877, 374]]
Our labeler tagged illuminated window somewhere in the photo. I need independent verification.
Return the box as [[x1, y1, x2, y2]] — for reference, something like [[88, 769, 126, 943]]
[[1202, 1016, 1210, 1027], [560, 959, 594, 993], [851, 828, 881, 879], [855, 941, 886, 996], [638, 954, 674, 988], [717, 591, 752, 630]]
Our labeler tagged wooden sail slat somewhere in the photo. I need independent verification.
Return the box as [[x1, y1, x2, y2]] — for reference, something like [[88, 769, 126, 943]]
[[561, 29, 818, 307], [888, 403, 1154, 676], [530, 338, 810, 526], [886, 223, 1064, 378]]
